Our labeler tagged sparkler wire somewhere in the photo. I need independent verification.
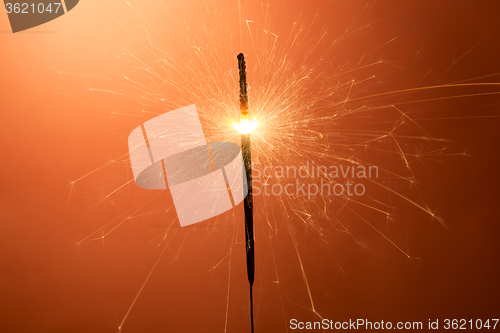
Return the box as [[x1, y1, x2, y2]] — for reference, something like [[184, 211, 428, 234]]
[[238, 53, 255, 333]]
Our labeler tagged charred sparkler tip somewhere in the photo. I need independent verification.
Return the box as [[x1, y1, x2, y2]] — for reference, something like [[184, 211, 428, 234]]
[[235, 53, 258, 134], [237, 53, 249, 118]]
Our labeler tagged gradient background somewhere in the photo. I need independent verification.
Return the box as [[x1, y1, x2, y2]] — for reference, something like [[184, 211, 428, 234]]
[[1, 1, 500, 332]]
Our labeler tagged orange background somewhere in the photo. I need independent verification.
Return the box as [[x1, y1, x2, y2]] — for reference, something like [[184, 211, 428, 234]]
[[1, 1, 500, 332]]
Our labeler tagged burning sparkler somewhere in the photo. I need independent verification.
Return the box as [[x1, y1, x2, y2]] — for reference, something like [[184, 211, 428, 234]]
[[237, 53, 256, 333]]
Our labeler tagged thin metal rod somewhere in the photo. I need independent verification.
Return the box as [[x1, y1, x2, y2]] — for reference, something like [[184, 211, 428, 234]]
[[238, 53, 249, 119], [250, 285, 255, 333], [238, 53, 255, 333]]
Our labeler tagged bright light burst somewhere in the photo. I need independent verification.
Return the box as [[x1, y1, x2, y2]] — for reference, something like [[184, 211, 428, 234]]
[[233, 117, 259, 134]]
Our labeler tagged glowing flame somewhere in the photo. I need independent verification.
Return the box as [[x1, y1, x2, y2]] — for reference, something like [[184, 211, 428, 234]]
[[233, 118, 259, 134]]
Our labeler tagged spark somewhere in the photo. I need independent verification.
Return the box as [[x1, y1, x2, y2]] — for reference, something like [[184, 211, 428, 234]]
[[233, 117, 259, 134]]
